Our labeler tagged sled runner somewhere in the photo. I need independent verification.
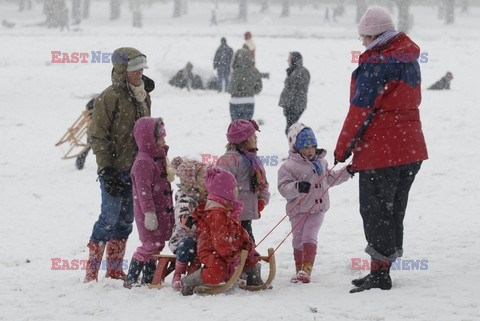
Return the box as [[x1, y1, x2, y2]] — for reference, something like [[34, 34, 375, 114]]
[[193, 249, 248, 295], [55, 109, 91, 159], [239, 247, 276, 291]]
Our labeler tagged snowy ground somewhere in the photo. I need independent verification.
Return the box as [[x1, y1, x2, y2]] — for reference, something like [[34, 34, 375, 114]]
[[1, 1, 480, 320]]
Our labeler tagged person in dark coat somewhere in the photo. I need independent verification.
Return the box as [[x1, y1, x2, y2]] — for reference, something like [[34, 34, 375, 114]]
[[213, 37, 234, 92], [227, 49, 262, 121], [334, 7, 428, 294], [169, 62, 194, 90], [428, 72, 453, 90], [279, 52, 310, 135]]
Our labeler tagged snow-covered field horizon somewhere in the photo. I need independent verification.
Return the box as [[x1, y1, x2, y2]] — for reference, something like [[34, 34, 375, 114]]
[[1, 1, 479, 320]]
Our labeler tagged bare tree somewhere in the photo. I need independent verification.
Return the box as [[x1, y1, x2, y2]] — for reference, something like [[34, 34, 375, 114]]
[[395, 0, 411, 33], [281, 0, 290, 17], [239, 0, 247, 21], [173, 0, 182, 17], [260, 0, 269, 13], [45, 0, 67, 28], [356, 0, 367, 23], [110, 0, 121, 20], [445, 0, 455, 24], [129, 0, 143, 27], [19, 0, 33, 11], [461, 0, 468, 13], [72, 0, 81, 25], [83, 0, 90, 19]]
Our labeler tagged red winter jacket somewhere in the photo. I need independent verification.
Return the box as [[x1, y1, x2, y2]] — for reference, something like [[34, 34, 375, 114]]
[[193, 203, 252, 267], [335, 33, 428, 170]]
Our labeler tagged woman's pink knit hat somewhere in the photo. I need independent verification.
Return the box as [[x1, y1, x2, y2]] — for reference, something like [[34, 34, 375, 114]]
[[358, 6, 395, 36], [226, 119, 260, 144], [204, 166, 237, 202]]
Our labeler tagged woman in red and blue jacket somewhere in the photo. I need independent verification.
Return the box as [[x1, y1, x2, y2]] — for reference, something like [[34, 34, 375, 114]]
[[334, 6, 428, 293]]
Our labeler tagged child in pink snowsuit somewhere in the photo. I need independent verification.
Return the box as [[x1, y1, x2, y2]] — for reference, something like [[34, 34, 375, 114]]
[[278, 123, 353, 283], [124, 117, 175, 288]]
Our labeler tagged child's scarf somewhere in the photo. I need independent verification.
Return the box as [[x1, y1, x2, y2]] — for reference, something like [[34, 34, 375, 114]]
[[237, 147, 268, 194]]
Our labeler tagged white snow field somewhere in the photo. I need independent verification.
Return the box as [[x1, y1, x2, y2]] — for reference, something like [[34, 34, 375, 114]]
[[1, 1, 479, 320]]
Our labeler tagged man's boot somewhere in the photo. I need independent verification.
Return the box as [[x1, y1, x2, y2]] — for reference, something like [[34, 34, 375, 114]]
[[105, 239, 127, 280], [123, 258, 144, 289], [350, 259, 392, 293], [172, 261, 188, 290], [351, 274, 370, 287], [181, 269, 204, 296], [141, 260, 157, 285], [84, 241, 106, 283]]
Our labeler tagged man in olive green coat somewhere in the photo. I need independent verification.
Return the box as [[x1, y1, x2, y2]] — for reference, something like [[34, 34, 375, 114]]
[[227, 49, 262, 121], [84, 47, 155, 283]]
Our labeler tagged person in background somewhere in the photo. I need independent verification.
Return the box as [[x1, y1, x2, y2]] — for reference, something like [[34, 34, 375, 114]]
[[213, 37, 234, 92], [227, 49, 262, 121], [428, 71, 453, 90], [243, 31, 256, 62], [279, 52, 310, 135]]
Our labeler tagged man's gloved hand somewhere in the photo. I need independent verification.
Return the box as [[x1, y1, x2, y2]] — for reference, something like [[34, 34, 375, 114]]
[[296, 181, 311, 193], [100, 167, 126, 197], [346, 165, 357, 178], [144, 212, 158, 231], [334, 150, 345, 165]]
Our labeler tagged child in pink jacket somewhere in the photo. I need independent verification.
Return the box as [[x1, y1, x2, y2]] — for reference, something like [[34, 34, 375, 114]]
[[124, 117, 175, 288], [278, 123, 353, 283]]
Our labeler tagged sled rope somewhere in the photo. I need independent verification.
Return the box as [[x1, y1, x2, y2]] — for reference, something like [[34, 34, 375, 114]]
[[269, 163, 351, 258], [255, 162, 342, 249]]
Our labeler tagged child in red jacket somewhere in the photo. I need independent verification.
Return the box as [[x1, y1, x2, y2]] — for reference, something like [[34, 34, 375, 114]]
[[181, 166, 261, 295]]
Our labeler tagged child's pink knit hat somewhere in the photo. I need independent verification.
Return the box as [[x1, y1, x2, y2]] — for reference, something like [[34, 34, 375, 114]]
[[358, 6, 395, 36], [204, 166, 237, 202], [226, 119, 260, 144]]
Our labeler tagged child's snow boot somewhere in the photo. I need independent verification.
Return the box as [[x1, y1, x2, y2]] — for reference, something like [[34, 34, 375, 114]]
[[105, 239, 127, 280], [181, 269, 204, 296], [84, 241, 106, 283], [123, 258, 144, 289], [141, 260, 157, 285], [290, 248, 303, 283], [350, 260, 392, 293], [172, 261, 187, 290], [244, 263, 264, 286], [296, 243, 317, 283]]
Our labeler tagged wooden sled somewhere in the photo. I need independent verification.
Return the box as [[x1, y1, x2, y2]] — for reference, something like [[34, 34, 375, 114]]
[[55, 109, 91, 159], [238, 247, 276, 291], [193, 249, 248, 295]]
